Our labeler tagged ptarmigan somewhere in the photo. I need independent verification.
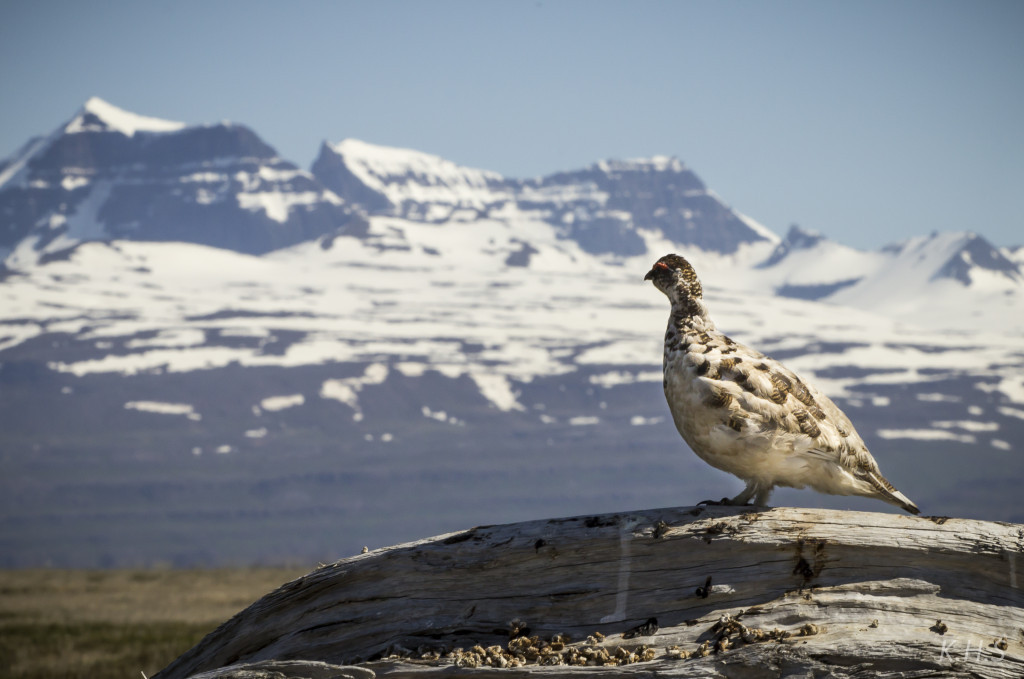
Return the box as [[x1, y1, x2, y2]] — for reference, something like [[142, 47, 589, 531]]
[[645, 253, 919, 514]]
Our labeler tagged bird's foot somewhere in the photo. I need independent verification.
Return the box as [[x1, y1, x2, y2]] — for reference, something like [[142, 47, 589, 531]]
[[697, 497, 756, 507]]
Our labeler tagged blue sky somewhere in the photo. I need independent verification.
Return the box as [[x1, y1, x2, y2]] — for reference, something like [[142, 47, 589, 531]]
[[2, 0, 1021, 249]]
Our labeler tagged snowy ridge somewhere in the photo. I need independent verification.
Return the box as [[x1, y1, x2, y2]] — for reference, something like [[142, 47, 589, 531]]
[[323, 139, 513, 219], [747, 226, 1023, 331], [829, 232, 1022, 329], [315, 138, 773, 256], [735, 211, 781, 244], [596, 156, 687, 173], [64, 97, 187, 137], [751, 225, 881, 296]]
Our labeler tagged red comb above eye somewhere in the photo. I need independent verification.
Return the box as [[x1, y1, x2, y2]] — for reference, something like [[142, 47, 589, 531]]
[[655, 261, 671, 270]]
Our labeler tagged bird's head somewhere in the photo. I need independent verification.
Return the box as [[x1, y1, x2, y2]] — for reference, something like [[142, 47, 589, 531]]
[[644, 253, 704, 303]]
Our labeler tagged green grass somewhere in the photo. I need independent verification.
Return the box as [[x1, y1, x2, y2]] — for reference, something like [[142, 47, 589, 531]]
[[0, 567, 309, 679], [0, 620, 212, 679]]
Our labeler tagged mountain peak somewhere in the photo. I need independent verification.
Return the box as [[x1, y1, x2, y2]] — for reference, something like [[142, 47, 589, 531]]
[[314, 139, 508, 219], [759, 224, 827, 268], [326, 139, 503, 184], [931, 232, 1021, 286], [595, 155, 687, 174], [65, 97, 187, 137]]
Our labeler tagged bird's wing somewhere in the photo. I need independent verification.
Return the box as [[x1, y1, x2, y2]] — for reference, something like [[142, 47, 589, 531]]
[[698, 335, 876, 469], [690, 330, 919, 514]]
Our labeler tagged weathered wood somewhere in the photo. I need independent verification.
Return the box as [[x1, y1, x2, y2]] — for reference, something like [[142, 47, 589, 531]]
[[184, 661, 374, 679], [156, 506, 1024, 679]]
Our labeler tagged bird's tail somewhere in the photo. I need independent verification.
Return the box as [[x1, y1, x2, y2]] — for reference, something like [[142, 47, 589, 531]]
[[865, 470, 920, 515]]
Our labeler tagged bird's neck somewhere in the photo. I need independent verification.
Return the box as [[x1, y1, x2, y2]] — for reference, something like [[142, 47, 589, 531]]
[[669, 296, 715, 333]]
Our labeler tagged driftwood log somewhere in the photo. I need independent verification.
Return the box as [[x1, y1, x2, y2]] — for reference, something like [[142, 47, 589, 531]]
[[156, 505, 1024, 679]]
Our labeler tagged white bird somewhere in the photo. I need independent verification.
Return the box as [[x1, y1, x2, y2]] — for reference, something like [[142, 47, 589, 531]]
[[645, 253, 919, 514]]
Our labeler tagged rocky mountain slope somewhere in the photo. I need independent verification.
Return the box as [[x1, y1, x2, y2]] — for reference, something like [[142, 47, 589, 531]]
[[0, 98, 354, 266]]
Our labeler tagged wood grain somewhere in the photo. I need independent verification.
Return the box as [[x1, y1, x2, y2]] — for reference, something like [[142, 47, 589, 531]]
[[156, 506, 1024, 678]]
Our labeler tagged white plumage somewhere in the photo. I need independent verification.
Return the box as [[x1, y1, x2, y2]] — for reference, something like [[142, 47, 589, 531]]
[[646, 253, 919, 514]]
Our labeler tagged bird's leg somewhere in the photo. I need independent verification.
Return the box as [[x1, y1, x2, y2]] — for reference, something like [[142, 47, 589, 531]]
[[699, 481, 760, 507], [753, 486, 773, 507], [727, 481, 758, 507]]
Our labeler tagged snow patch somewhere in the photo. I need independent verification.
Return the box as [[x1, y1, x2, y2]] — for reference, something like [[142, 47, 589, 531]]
[[395, 362, 428, 377], [590, 370, 661, 388], [236, 190, 325, 223], [569, 416, 600, 426], [931, 420, 999, 432], [124, 401, 201, 420], [876, 428, 975, 444], [977, 376, 1024, 404], [422, 405, 464, 426], [917, 393, 961, 403], [320, 363, 389, 418], [260, 394, 305, 411], [126, 328, 206, 349], [630, 415, 664, 426], [61, 175, 90, 191], [470, 373, 525, 411]]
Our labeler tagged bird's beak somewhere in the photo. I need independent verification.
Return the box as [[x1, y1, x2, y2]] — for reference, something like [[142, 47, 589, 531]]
[[644, 261, 669, 281]]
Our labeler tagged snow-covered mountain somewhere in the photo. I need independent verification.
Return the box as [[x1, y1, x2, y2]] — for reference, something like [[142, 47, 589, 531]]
[[1, 99, 1022, 568], [1004, 245, 1024, 268], [0, 98, 354, 267], [311, 138, 776, 258], [311, 138, 514, 221], [749, 225, 1023, 330]]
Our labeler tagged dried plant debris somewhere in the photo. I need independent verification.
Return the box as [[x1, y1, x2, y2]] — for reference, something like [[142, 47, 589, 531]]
[[379, 613, 827, 668], [508, 618, 531, 639], [622, 617, 659, 639], [446, 636, 657, 668], [701, 612, 794, 653]]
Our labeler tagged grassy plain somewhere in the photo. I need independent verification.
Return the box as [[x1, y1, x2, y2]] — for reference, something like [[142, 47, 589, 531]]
[[0, 567, 309, 679]]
